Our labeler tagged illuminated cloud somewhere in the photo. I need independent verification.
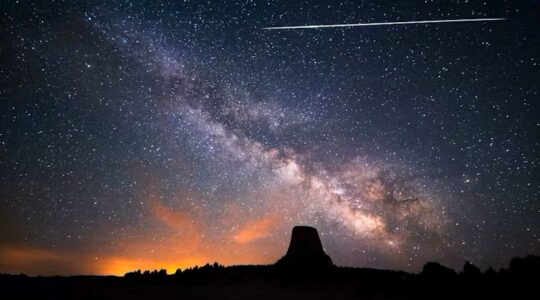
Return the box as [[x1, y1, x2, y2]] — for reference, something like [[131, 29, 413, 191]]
[[233, 214, 281, 243], [0, 245, 98, 276]]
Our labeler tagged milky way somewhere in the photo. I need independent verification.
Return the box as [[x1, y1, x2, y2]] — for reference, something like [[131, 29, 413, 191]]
[[1, 1, 539, 275]]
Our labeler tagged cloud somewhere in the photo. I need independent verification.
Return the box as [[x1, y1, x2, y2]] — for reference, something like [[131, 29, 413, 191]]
[[0, 245, 98, 276], [149, 197, 193, 230], [0, 244, 209, 276], [233, 214, 281, 244]]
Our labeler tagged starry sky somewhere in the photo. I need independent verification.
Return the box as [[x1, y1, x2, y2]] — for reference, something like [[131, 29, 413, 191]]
[[1, 0, 539, 275]]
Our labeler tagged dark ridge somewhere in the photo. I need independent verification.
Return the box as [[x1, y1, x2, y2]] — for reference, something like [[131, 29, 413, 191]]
[[1, 227, 539, 299]]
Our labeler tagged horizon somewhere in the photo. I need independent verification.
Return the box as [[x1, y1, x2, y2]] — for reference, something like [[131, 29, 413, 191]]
[[1, 228, 533, 277], [0, 224, 535, 276], [1, 0, 539, 277]]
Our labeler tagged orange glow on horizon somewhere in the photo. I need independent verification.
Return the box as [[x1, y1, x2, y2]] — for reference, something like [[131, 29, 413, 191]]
[[0, 243, 282, 276], [0, 197, 290, 276], [98, 256, 208, 275]]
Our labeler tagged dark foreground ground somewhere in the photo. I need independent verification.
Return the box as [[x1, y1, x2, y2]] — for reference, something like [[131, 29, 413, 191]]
[[1, 255, 539, 300]]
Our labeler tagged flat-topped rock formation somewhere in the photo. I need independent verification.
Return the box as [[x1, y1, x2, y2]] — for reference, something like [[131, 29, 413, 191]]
[[275, 226, 333, 268]]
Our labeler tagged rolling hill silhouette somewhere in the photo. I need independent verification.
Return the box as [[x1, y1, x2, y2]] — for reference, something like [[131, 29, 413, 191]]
[[1, 226, 539, 299]]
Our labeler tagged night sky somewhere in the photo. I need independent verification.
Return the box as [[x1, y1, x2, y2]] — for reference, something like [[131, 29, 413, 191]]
[[1, 0, 539, 275]]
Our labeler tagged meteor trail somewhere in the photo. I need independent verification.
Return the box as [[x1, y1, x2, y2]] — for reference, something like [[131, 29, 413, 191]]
[[263, 18, 506, 30]]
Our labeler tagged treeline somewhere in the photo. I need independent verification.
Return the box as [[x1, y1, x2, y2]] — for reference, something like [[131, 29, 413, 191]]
[[1, 255, 538, 299], [123, 254, 540, 280], [124, 262, 226, 280], [118, 254, 540, 299]]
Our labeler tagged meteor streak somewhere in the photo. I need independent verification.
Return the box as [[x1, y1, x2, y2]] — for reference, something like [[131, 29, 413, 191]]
[[263, 18, 506, 30]]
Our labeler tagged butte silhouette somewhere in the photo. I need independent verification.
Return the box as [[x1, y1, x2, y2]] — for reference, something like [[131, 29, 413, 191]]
[[275, 225, 333, 268]]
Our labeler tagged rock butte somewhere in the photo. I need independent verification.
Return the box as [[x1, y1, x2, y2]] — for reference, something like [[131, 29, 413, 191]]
[[276, 226, 333, 268]]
